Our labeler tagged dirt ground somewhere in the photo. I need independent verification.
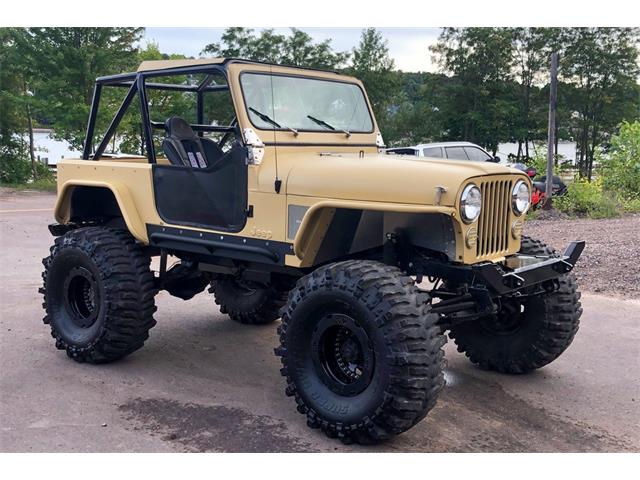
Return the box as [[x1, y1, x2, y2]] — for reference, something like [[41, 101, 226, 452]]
[[1, 189, 639, 452], [526, 213, 640, 299]]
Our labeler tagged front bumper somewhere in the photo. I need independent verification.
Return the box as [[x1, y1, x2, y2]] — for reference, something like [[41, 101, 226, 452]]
[[473, 241, 585, 294], [420, 241, 585, 295]]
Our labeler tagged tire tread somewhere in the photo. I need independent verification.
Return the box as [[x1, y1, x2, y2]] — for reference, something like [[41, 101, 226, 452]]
[[449, 235, 582, 374], [276, 260, 445, 443], [41, 227, 157, 363]]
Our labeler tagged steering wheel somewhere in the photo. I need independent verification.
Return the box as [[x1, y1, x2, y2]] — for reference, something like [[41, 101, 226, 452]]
[[217, 118, 238, 150]]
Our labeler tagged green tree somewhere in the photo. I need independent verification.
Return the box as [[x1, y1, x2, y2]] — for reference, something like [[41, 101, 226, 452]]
[[202, 28, 348, 70], [559, 27, 640, 179], [281, 29, 349, 69], [1, 29, 27, 181], [21, 27, 144, 150], [347, 28, 398, 141], [0, 28, 44, 182], [430, 28, 518, 154], [510, 27, 560, 159], [383, 72, 445, 146], [109, 42, 194, 156]]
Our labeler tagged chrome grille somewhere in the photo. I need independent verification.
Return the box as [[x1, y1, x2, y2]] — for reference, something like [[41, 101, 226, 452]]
[[476, 179, 513, 258]]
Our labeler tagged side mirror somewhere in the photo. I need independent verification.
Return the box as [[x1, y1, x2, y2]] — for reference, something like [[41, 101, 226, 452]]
[[492, 155, 501, 163]]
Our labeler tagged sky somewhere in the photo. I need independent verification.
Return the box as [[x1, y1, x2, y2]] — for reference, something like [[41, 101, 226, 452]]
[[143, 28, 442, 73]]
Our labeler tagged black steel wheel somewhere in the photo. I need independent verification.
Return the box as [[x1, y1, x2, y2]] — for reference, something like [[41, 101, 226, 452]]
[[276, 260, 446, 444], [448, 236, 582, 374], [41, 227, 157, 363], [312, 313, 375, 397]]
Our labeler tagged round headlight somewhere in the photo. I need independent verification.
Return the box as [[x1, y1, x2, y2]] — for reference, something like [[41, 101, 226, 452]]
[[512, 180, 531, 215], [460, 184, 482, 223]]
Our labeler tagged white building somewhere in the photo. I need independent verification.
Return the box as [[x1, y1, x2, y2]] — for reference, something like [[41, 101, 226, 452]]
[[29, 128, 82, 166], [497, 140, 577, 165]]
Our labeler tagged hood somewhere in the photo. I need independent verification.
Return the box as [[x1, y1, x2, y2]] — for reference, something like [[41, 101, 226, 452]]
[[284, 152, 524, 206]]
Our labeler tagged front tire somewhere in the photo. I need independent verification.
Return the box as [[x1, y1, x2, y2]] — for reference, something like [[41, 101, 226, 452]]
[[41, 227, 157, 363], [276, 260, 445, 443], [448, 236, 582, 374]]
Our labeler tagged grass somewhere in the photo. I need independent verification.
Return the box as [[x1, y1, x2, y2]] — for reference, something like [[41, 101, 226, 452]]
[[0, 178, 57, 192]]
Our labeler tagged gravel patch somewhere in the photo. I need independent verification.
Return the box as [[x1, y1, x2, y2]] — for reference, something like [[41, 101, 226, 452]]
[[525, 214, 640, 299]]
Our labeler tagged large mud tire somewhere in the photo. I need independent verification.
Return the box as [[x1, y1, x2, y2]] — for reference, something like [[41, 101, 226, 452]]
[[276, 260, 446, 444], [41, 227, 157, 363], [210, 277, 288, 325], [448, 236, 582, 374]]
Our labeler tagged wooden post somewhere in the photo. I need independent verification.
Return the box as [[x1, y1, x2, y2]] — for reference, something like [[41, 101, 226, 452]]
[[544, 52, 558, 210]]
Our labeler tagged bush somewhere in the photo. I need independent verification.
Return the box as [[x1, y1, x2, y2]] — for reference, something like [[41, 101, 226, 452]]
[[555, 178, 622, 219], [0, 152, 32, 184], [525, 151, 574, 176], [622, 197, 640, 214], [33, 160, 55, 181], [601, 121, 640, 201], [0, 147, 55, 185], [525, 154, 547, 175]]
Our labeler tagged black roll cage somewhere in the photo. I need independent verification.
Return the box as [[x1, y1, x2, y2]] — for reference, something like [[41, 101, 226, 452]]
[[83, 64, 237, 163]]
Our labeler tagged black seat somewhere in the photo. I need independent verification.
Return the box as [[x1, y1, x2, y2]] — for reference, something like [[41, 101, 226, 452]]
[[162, 117, 224, 168]]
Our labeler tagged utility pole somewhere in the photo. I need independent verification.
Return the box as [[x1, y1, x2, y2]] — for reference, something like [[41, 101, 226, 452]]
[[544, 52, 558, 210]]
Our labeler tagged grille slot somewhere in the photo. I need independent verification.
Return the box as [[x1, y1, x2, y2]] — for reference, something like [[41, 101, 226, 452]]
[[476, 179, 513, 258]]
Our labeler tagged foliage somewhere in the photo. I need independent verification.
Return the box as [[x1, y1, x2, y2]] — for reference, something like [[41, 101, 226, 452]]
[[509, 28, 560, 159], [560, 28, 640, 180], [202, 28, 349, 70], [0, 28, 32, 181], [1, 27, 143, 181], [429, 27, 640, 166], [2, 26, 639, 194], [345, 28, 398, 141], [18, 27, 144, 150], [0, 155, 54, 184], [555, 178, 621, 218], [0, 154, 32, 183], [430, 28, 519, 154], [523, 152, 548, 175], [553, 120, 640, 218], [600, 121, 640, 200]]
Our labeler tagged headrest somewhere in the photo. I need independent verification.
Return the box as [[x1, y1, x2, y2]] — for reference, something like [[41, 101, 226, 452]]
[[165, 117, 196, 139]]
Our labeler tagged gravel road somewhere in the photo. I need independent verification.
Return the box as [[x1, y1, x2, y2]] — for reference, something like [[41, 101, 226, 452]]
[[526, 214, 640, 299]]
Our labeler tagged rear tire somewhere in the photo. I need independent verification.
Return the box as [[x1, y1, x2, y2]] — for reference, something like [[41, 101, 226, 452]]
[[41, 227, 157, 363], [276, 260, 445, 443], [448, 236, 582, 374], [210, 277, 288, 325]]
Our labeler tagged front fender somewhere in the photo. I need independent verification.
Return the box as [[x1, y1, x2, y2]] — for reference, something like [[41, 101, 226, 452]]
[[292, 199, 459, 267]]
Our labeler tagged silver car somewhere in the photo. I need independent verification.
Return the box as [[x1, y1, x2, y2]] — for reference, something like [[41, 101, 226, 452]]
[[386, 141, 501, 163]]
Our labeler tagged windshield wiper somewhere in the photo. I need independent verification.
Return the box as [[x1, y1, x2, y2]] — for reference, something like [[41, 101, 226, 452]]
[[250, 107, 298, 136], [250, 107, 281, 128], [307, 115, 351, 138]]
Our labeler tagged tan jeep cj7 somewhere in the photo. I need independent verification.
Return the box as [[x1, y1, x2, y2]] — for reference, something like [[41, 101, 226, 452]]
[[41, 58, 585, 444]]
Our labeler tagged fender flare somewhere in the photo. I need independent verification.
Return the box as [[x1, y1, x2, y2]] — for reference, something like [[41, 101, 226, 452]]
[[54, 180, 148, 243], [293, 200, 457, 265]]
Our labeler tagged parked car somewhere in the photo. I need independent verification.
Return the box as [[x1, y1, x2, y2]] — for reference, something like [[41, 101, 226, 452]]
[[386, 141, 501, 163]]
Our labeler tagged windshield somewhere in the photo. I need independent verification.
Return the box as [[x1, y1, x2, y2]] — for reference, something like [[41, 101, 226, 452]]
[[240, 73, 374, 134]]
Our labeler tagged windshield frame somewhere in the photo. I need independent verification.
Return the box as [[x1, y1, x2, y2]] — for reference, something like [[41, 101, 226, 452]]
[[238, 71, 375, 135]]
